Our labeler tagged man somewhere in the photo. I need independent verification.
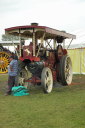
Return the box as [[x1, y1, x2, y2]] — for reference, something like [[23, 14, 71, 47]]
[[4, 56, 18, 96]]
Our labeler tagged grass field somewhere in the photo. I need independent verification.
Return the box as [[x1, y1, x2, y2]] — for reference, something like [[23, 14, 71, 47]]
[[0, 74, 85, 128]]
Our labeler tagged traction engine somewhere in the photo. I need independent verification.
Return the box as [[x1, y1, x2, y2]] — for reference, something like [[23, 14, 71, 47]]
[[5, 23, 76, 93]]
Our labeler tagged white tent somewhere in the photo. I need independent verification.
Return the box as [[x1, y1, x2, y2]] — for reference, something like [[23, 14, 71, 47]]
[[66, 42, 85, 74]]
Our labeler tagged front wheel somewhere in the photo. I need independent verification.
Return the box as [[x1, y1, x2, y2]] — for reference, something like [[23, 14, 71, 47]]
[[41, 67, 53, 93]]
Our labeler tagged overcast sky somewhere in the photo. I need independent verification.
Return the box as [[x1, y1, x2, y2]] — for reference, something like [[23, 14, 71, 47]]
[[0, 0, 85, 42]]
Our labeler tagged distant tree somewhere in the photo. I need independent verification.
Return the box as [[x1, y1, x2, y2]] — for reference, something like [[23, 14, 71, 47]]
[[2, 34, 10, 41], [2, 34, 19, 41]]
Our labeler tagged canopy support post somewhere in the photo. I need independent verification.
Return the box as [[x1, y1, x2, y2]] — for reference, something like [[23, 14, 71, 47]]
[[36, 33, 45, 57], [10, 35, 19, 58], [67, 39, 73, 50], [19, 34, 21, 57], [63, 39, 65, 49], [53, 38, 56, 50], [33, 32, 35, 57]]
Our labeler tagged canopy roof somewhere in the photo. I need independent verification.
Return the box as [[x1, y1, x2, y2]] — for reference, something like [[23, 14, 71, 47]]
[[5, 23, 76, 40]]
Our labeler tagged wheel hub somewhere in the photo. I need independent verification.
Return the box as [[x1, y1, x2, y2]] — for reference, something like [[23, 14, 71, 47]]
[[46, 78, 51, 86], [0, 60, 4, 64], [18, 77, 25, 85]]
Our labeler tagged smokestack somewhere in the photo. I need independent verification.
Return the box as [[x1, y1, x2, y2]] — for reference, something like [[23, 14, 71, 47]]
[[31, 23, 38, 26]]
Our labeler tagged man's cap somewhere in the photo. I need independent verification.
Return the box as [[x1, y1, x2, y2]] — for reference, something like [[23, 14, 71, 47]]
[[9, 56, 14, 59]]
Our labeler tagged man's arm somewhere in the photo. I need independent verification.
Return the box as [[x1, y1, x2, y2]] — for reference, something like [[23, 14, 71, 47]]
[[10, 65, 14, 72]]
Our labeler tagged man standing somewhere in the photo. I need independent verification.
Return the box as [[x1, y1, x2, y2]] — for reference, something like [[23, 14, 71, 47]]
[[4, 56, 18, 96]]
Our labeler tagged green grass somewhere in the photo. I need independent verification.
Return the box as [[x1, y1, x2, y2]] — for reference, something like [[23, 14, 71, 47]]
[[0, 74, 85, 128], [0, 74, 8, 82]]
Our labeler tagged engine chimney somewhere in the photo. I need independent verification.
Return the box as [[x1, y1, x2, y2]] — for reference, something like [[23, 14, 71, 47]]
[[31, 23, 38, 26]]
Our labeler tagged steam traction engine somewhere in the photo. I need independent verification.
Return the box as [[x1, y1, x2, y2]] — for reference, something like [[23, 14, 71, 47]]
[[5, 23, 76, 93], [0, 44, 18, 73]]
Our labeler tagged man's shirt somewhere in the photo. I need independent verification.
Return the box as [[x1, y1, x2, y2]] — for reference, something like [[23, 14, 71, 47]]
[[8, 60, 18, 76]]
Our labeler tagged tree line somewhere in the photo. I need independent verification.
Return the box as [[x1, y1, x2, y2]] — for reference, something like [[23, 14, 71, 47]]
[[2, 34, 19, 41]]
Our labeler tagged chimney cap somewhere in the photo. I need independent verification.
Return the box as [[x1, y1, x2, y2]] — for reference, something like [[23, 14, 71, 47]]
[[31, 23, 38, 26]]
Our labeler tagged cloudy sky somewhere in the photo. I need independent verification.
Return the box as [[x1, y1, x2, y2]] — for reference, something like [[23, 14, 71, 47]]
[[0, 0, 85, 42]]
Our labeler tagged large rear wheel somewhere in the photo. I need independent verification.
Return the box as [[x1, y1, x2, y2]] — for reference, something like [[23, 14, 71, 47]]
[[59, 55, 73, 85], [15, 69, 28, 89], [41, 67, 53, 93]]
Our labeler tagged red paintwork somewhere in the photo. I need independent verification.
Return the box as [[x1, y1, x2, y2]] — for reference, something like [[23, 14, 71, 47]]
[[20, 42, 40, 62], [44, 61, 49, 67], [23, 45, 33, 59], [23, 42, 33, 59], [25, 76, 41, 85], [63, 49, 67, 55], [58, 53, 63, 60], [33, 57, 40, 61], [50, 52, 56, 62], [52, 70, 57, 81], [47, 52, 56, 64], [5, 25, 46, 31], [19, 56, 24, 61]]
